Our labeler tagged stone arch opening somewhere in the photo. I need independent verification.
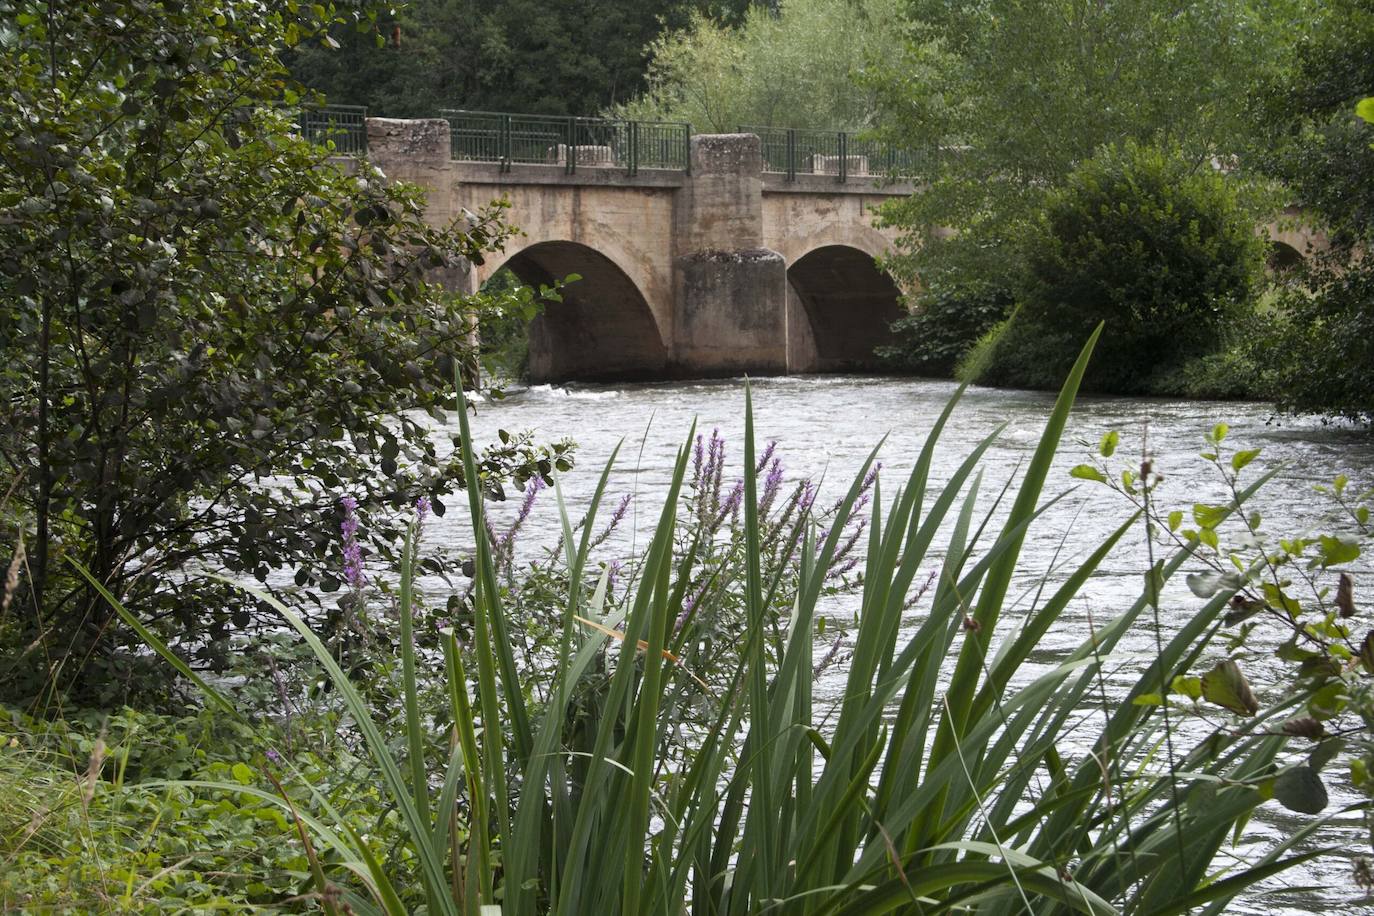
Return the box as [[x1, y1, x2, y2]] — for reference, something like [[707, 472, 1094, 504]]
[[498, 241, 667, 382], [1267, 240, 1304, 274], [786, 244, 904, 372]]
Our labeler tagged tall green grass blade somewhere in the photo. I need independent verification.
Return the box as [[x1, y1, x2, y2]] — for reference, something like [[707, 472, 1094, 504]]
[[230, 581, 460, 916], [70, 561, 241, 722]]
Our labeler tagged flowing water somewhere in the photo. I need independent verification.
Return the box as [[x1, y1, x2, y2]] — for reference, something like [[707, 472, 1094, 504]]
[[418, 374, 1374, 913]]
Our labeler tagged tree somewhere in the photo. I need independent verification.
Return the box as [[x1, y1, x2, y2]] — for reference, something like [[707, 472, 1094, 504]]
[[0, 0, 570, 704], [871, 0, 1301, 373], [1248, 0, 1374, 421], [286, 0, 754, 119], [964, 143, 1265, 393], [613, 0, 916, 132]]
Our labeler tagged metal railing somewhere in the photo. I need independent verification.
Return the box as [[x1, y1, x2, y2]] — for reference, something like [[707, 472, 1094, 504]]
[[440, 109, 691, 174], [298, 104, 368, 155], [742, 125, 925, 182]]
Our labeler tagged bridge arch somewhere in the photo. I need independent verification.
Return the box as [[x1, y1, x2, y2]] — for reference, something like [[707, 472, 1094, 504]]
[[784, 240, 905, 372], [485, 240, 668, 382]]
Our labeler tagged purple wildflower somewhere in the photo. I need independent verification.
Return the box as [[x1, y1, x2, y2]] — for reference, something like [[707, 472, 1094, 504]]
[[675, 578, 711, 633], [340, 496, 365, 590], [714, 480, 744, 530], [493, 477, 546, 568], [265, 748, 282, 764], [759, 457, 785, 517], [416, 495, 431, 524], [814, 632, 845, 679], [754, 440, 778, 475], [590, 494, 633, 550], [606, 559, 623, 595], [692, 434, 706, 486]]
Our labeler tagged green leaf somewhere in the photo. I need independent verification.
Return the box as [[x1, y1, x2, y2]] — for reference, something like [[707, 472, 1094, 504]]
[[1133, 693, 1164, 707], [1357, 97, 1374, 124], [1167, 509, 1183, 532], [1192, 503, 1227, 530], [1230, 448, 1260, 472], [1170, 675, 1202, 700], [1309, 737, 1343, 772], [1069, 464, 1107, 483], [1098, 430, 1119, 457], [1262, 582, 1301, 617], [232, 762, 254, 785], [1210, 422, 1229, 444], [1316, 534, 1360, 568], [1272, 766, 1327, 814], [1200, 659, 1258, 716]]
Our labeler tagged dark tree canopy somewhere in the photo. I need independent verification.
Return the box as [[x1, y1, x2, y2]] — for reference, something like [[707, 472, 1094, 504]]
[[287, 0, 754, 118]]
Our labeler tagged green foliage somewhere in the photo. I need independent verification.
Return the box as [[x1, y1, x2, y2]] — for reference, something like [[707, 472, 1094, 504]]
[[613, 0, 913, 132], [872, 0, 1299, 364], [0, 0, 571, 704], [1, 705, 383, 912], [1247, 0, 1374, 421], [287, 0, 752, 119], [105, 334, 1354, 914], [1071, 426, 1374, 829], [967, 143, 1266, 393], [878, 279, 1014, 376], [475, 269, 546, 383]]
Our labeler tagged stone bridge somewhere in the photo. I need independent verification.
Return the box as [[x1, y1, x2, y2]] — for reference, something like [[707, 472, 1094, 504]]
[[360, 117, 1327, 383], [365, 118, 913, 382]]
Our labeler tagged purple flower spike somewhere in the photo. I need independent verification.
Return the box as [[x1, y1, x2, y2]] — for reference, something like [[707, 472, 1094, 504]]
[[755, 440, 778, 475], [760, 457, 785, 516], [416, 495, 431, 523], [266, 748, 282, 764], [340, 496, 365, 590]]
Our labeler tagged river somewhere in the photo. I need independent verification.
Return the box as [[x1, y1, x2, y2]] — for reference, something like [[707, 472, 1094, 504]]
[[421, 374, 1374, 913]]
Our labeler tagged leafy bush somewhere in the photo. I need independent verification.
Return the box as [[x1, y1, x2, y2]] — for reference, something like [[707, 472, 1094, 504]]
[[1072, 422, 1374, 829], [95, 329, 1362, 914], [0, 0, 571, 705], [878, 280, 1014, 377], [1243, 1, 1374, 422], [970, 142, 1266, 393], [1251, 246, 1374, 422]]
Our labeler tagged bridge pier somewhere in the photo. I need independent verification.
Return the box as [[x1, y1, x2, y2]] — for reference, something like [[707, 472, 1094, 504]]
[[672, 135, 788, 376], [363, 117, 912, 381]]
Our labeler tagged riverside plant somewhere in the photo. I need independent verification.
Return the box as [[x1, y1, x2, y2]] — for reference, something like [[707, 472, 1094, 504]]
[[81, 327, 1352, 914]]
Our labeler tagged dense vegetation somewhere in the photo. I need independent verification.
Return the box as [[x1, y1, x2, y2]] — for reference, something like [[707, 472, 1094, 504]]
[[285, 0, 753, 118], [1244, 0, 1374, 421], [0, 0, 570, 706], [612, 0, 911, 132], [961, 143, 1267, 393], [4, 0, 1374, 911]]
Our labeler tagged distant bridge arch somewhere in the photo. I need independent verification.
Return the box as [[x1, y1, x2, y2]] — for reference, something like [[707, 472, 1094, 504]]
[[783, 242, 905, 372], [491, 240, 668, 382]]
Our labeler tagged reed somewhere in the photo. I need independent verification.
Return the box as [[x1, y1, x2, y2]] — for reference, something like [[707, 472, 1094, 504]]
[[92, 327, 1335, 914]]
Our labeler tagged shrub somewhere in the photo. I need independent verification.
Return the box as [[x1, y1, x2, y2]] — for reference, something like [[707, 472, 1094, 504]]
[[0, 0, 571, 705], [982, 141, 1266, 393], [879, 280, 1014, 377]]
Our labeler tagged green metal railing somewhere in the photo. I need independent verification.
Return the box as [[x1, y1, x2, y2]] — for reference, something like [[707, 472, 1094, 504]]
[[299, 104, 368, 155], [742, 125, 925, 182], [440, 109, 691, 174]]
